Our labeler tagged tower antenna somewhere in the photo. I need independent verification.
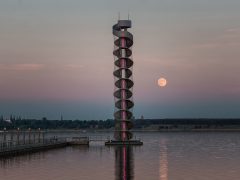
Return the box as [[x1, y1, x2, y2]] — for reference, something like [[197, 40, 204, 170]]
[[118, 12, 120, 20]]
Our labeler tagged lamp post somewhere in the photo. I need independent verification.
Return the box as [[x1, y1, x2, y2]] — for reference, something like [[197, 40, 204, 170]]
[[23, 129, 26, 144], [3, 128, 6, 148], [43, 130, 45, 144], [33, 130, 36, 143], [38, 128, 41, 143], [17, 128, 20, 145], [28, 128, 31, 144], [10, 129, 13, 147]]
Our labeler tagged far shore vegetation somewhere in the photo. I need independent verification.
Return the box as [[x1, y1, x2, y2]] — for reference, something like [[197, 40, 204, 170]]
[[1, 116, 240, 131]]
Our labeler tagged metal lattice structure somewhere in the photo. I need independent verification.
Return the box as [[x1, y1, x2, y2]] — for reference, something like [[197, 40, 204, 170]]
[[113, 20, 134, 141]]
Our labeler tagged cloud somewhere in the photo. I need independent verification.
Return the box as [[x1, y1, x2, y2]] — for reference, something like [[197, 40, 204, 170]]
[[192, 42, 240, 49], [64, 64, 84, 69], [0, 64, 44, 71], [225, 27, 240, 33], [191, 28, 240, 50]]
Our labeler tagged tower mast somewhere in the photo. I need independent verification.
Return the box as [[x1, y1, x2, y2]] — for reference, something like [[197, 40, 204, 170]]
[[106, 18, 142, 145]]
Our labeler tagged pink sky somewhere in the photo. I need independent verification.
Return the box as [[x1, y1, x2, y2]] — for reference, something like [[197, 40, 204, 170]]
[[0, 0, 240, 119]]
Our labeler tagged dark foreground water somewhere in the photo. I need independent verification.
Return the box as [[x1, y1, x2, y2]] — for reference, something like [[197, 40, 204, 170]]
[[1, 132, 240, 180]]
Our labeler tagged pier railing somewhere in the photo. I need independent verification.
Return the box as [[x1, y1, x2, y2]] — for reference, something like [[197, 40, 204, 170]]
[[0, 130, 69, 155], [0, 138, 67, 153], [89, 135, 110, 142]]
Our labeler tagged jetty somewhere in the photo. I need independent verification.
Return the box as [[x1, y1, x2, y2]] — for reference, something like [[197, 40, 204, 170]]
[[0, 130, 94, 157], [0, 138, 68, 157], [0, 130, 124, 157], [0, 129, 143, 157]]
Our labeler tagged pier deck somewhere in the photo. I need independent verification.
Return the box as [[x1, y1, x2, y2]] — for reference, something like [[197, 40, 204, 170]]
[[0, 139, 68, 157], [0, 130, 142, 157], [0, 135, 112, 157]]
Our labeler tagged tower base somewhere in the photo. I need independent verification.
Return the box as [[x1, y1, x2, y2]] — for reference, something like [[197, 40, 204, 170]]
[[105, 140, 143, 146]]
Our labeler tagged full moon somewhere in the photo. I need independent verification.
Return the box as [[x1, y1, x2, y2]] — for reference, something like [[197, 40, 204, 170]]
[[158, 78, 167, 87]]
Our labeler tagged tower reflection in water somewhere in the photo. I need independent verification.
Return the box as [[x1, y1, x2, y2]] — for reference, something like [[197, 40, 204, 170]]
[[159, 140, 168, 180], [114, 146, 134, 180]]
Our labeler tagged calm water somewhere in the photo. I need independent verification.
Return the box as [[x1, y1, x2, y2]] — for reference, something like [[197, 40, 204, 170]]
[[1, 132, 240, 180]]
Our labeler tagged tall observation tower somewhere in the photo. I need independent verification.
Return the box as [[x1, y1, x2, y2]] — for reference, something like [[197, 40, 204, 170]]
[[105, 19, 142, 145]]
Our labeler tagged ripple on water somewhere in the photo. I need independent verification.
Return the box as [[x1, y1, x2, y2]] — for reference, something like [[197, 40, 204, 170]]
[[1, 132, 240, 180]]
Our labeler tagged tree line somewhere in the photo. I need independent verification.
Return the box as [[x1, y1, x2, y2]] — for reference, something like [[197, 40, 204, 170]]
[[1, 117, 240, 130]]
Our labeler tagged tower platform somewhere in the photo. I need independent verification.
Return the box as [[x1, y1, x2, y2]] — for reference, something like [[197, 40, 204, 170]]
[[105, 140, 143, 146]]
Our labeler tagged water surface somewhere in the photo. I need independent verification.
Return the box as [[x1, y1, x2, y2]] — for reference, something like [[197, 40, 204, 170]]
[[1, 132, 240, 180]]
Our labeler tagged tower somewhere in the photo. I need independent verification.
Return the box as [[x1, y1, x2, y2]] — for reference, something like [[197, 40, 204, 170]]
[[105, 18, 142, 145], [113, 20, 134, 142]]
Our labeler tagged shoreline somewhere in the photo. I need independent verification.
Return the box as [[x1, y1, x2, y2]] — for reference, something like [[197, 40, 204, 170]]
[[11, 128, 240, 133]]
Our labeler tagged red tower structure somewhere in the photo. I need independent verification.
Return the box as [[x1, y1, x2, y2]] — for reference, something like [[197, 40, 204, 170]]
[[105, 19, 142, 145], [113, 20, 134, 141]]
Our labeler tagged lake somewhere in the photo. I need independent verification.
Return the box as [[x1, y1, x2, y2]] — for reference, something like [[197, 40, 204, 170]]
[[1, 132, 240, 180]]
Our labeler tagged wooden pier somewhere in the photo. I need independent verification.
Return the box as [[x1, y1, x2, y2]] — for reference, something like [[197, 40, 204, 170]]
[[0, 130, 91, 157], [68, 137, 89, 145], [105, 140, 143, 146], [0, 139, 68, 157], [0, 130, 142, 157]]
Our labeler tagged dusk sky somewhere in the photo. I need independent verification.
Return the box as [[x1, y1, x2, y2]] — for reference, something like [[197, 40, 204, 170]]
[[1, 0, 240, 119]]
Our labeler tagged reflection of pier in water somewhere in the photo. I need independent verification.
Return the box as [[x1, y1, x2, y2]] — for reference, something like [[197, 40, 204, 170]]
[[159, 140, 168, 180], [115, 146, 134, 180]]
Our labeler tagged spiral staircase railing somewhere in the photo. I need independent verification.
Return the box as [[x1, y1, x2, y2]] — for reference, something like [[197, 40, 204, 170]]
[[113, 20, 134, 141]]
